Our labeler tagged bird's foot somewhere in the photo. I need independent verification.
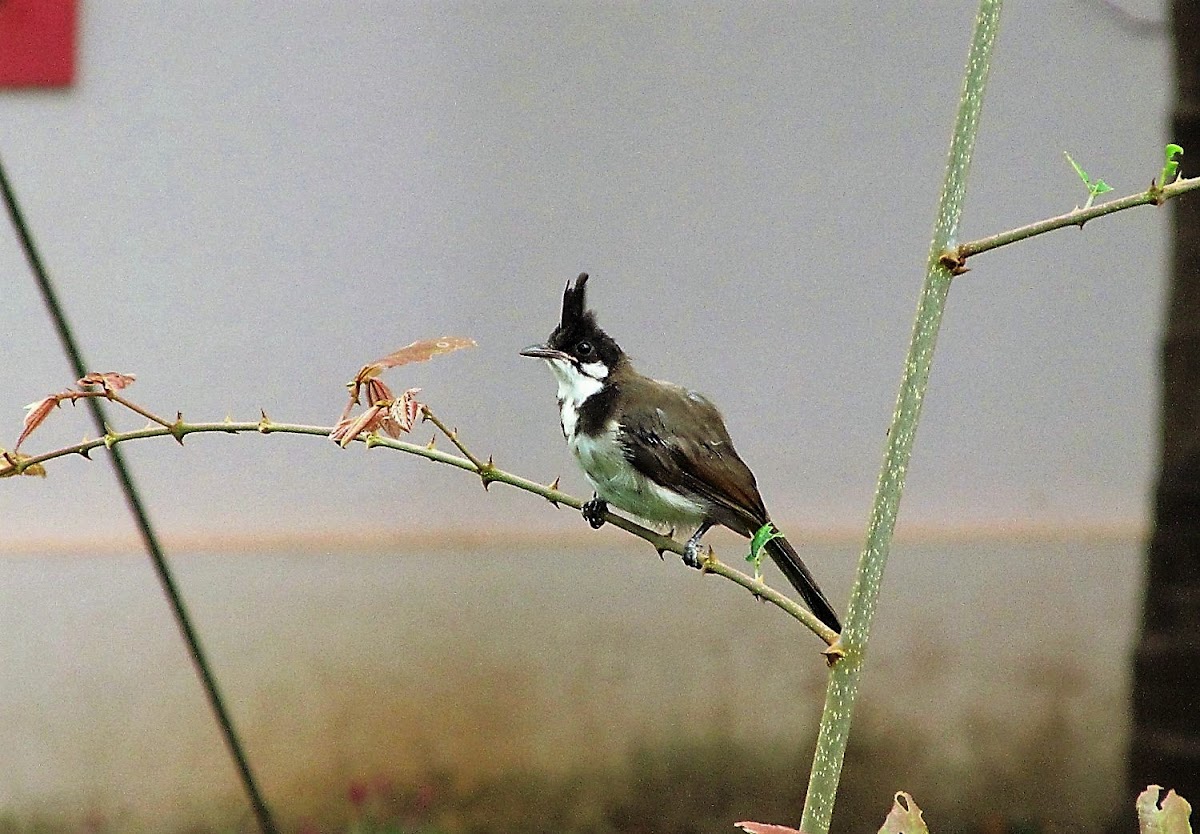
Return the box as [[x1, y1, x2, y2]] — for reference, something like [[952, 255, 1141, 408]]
[[682, 523, 713, 570], [581, 495, 608, 529], [682, 535, 706, 570]]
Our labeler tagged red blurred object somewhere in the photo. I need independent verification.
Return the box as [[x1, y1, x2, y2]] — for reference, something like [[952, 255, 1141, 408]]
[[347, 779, 369, 808], [0, 0, 76, 88]]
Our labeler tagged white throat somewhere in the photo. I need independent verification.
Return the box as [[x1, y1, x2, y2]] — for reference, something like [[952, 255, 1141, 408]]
[[539, 356, 706, 529], [543, 357, 607, 439], [546, 358, 606, 404]]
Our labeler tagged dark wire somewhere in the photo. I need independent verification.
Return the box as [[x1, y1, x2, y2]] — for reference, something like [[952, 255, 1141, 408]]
[[0, 154, 279, 834]]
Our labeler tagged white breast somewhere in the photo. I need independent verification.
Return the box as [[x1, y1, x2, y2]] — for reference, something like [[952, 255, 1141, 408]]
[[541, 355, 706, 529], [568, 417, 706, 530]]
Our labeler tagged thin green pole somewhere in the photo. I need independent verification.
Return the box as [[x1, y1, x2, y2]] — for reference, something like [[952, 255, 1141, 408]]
[[0, 155, 280, 834], [799, 4, 1004, 833]]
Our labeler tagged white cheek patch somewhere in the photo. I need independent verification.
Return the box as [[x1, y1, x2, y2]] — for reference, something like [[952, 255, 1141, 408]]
[[580, 361, 609, 380], [548, 358, 604, 406]]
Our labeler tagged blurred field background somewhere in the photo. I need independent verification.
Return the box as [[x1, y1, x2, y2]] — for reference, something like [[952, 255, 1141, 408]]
[[0, 531, 1139, 832]]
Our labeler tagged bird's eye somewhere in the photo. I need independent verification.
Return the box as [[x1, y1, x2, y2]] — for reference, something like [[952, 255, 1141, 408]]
[[576, 340, 593, 357]]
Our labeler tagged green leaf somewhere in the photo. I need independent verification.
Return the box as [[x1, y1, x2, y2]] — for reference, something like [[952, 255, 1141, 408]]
[[1064, 151, 1111, 199], [1065, 151, 1091, 187], [747, 523, 784, 577], [1161, 143, 1184, 186]]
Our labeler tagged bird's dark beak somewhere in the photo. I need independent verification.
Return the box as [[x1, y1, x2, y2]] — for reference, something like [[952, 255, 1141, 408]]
[[520, 344, 570, 362]]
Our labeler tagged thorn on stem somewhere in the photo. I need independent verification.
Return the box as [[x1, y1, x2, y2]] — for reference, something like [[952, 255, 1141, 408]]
[[939, 249, 969, 276], [1150, 178, 1166, 206], [823, 640, 846, 666], [544, 476, 562, 506]]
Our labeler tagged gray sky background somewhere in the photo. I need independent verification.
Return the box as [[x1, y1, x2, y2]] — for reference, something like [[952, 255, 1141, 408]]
[[0, 3, 1172, 546]]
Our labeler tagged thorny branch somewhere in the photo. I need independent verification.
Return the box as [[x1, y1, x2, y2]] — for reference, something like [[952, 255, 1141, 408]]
[[2, 368, 839, 646], [940, 171, 1200, 274]]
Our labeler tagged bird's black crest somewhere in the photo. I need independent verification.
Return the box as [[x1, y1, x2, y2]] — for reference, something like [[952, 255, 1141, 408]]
[[543, 272, 624, 368], [560, 272, 591, 330]]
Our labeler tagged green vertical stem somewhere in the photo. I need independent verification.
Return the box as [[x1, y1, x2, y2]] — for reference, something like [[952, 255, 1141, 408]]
[[799, 3, 1003, 833], [0, 155, 280, 834]]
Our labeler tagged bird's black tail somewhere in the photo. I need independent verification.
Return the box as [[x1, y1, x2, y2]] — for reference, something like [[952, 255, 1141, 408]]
[[765, 535, 841, 632]]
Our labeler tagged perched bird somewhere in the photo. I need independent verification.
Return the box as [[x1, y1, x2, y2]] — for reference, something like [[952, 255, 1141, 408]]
[[521, 273, 840, 632]]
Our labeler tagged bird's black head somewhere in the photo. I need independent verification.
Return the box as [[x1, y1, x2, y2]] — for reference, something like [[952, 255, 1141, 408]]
[[520, 273, 625, 382]]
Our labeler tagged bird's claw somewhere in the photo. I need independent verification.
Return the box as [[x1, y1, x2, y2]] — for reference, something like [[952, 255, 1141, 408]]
[[682, 523, 713, 570], [581, 496, 608, 529]]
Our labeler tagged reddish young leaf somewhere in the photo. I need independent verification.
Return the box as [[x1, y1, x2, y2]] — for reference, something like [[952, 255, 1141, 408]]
[[336, 394, 357, 426], [338, 336, 471, 442], [365, 336, 475, 377], [15, 395, 62, 450], [347, 337, 473, 400], [735, 823, 800, 834], [393, 387, 422, 433], [330, 405, 387, 448], [77, 372, 135, 391], [377, 416, 402, 439], [364, 377, 393, 407], [374, 389, 419, 439]]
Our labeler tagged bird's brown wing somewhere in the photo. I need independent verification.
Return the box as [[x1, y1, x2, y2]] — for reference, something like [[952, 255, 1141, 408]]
[[616, 377, 767, 534], [617, 376, 843, 631]]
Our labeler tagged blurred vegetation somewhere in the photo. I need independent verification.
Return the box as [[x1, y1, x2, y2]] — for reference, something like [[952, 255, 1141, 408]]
[[0, 670, 1123, 834]]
